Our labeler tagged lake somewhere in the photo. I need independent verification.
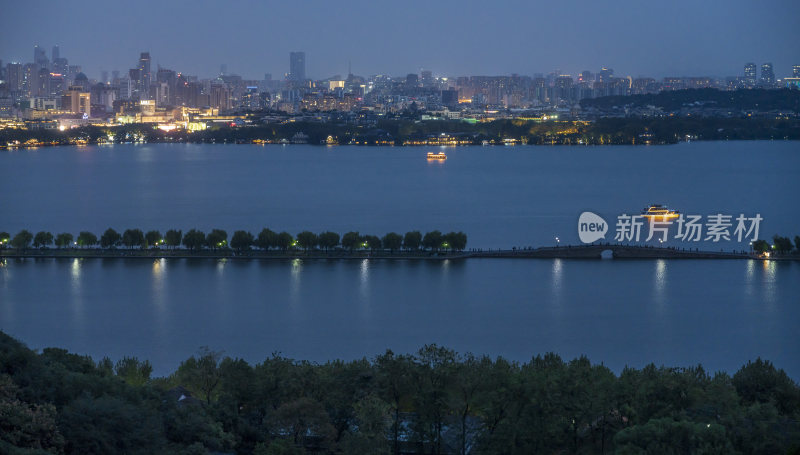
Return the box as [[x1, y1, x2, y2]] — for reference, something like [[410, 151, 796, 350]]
[[1, 142, 798, 377]]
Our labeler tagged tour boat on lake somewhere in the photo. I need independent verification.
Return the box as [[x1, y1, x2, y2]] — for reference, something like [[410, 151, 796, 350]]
[[641, 204, 680, 219], [427, 151, 447, 160]]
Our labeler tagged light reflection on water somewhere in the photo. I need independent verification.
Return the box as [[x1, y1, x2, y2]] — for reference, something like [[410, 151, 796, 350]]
[[745, 259, 755, 297], [290, 258, 303, 307], [654, 259, 667, 309], [152, 259, 167, 334], [760, 259, 777, 309], [550, 258, 563, 308], [70, 258, 85, 331]]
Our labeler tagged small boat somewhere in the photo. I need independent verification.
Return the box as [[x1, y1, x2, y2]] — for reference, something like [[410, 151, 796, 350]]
[[427, 151, 447, 160], [641, 204, 680, 219]]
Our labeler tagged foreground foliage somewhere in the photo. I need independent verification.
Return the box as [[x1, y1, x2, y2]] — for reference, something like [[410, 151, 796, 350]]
[[0, 331, 798, 454]]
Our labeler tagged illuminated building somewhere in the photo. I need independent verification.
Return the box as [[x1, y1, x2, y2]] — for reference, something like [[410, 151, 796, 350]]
[[744, 63, 757, 87], [793, 65, 800, 78], [61, 86, 91, 115], [289, 52, 306, 81], [599, 67, 614, 83], [139, 52, 152, 95], [760, 63, 775, 86], [5, 62, 23, 94]]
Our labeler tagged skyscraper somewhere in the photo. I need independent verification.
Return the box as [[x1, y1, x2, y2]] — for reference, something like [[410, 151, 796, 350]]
[[760, 63, 775, 86], [599, 67, 614, 83], [33, 45, 48, 69], [139, 52, 152, 95], [793, 65, 800, 78], [744, 63, 757, 87], [5, 63, 23, 93], [52, 45, 60, 61], [289, 52, 306, 81]]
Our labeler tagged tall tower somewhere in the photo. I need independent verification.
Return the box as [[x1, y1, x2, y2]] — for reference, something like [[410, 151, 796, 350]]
[[52, 45, 60, 61], [599, 67, 614, 83], [744, 63, 757, 87], [33, 45, 48, 69], [289, 51, 306, 81], [760, 63, 775, 86], [139, 52, 152, 95]]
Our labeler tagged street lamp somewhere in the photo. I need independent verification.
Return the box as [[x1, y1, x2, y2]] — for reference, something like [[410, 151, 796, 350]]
[[555, 237, 560, 247]]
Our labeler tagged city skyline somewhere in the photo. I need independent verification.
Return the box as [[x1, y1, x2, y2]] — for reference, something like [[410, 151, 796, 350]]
[[1, 0, 798, 80], [4, 44, 800, 83]]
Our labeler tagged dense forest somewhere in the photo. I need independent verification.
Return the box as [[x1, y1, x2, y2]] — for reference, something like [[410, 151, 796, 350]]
[[580, 88, 800, 112], [1, 331, 798, 454]]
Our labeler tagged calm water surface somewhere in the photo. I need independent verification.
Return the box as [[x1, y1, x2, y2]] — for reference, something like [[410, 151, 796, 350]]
[[1, 142, 798, 376]]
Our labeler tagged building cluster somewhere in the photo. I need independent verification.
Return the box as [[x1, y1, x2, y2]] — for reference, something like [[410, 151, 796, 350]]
[[0, 46, 799, 130]]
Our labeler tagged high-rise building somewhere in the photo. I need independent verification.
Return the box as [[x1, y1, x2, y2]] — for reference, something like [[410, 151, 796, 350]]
[[793, 65, 800, 78], [33, 45, 48, 69], [61, 85, 91, 115], [760, 63, 775, 86], [289, 52, 306, 81], [52, 45, 60, 61], [5, 63, 23, 93], [599, 67, 614, 83], [22, 63, 39, 97], [139, 52, 152, 95], [744, 63, 757, 87]]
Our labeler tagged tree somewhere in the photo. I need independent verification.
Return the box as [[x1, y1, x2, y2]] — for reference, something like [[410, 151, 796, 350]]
[[122, 229, 145, 249], [795, 235, 800, 253], [339, 394, 391, 455], [256, 228, 276, 250], [318, 231, 340, 251], [206, 229, 228, 250], [275, 232, 293, 251], [375, 350, 414, 454], [164, 229, 182, 249], [0, 231, 10, 249], [772, 235, 793, 254], [268, 397, 336, 450], [100, 228, 121, 248], [55, 232, 74, 248], [0, 375, 65, 453], [33, 231, 54, 248], [114, 356, 153, 387], [342, 231, 361, 252], [10, 230, 33, 249], [422, 230, 443, 251], [230, 230, 254, 253], [732, 358, 800, 415], [183, 229, 206, 252], [403, 231, 422, 250], [382, 232, 402, 253], [296, 231, 318, 251], [177, 347, 223, 404], [752, 239, 770, 253], [364, 235, 382, 251], [77, 231, 97, 248], [444, 232, 467, 251], [145, 230, 162, 248], [412, 344, 457, 454]]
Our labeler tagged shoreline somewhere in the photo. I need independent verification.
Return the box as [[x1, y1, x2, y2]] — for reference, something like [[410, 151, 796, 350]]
[[2, 244, 795, 261], [3, 137, 800, 150]]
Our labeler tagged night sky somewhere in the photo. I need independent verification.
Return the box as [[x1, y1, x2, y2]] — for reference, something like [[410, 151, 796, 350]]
[[1, 0, 798, 80]]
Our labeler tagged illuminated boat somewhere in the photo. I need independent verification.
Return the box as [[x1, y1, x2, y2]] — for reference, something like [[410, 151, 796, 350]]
[[427, 151, 447, 160], [641, 204, 680, 219]]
